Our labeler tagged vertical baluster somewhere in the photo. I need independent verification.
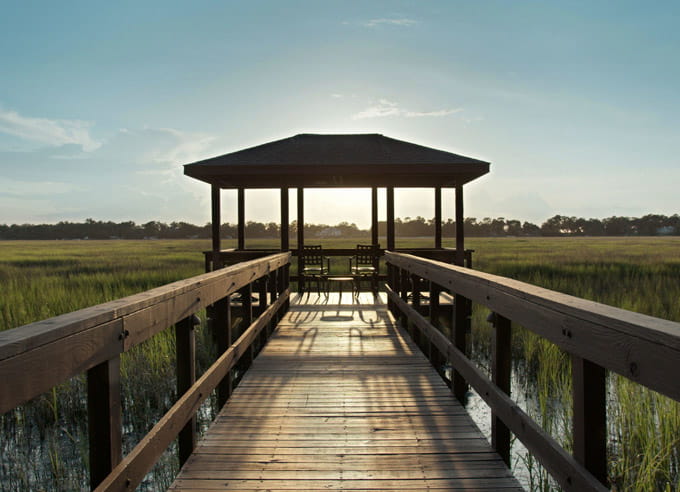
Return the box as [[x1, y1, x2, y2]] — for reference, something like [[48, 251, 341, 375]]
[[492, 314, 512, 466], [452, 293, 468, 403], [214, 295, 232, 408], [572, 356, 607, 486], [87, 357, 122, 490], [176, 315, 197, 465], [240, 283, 254, 367], [411, 274, 421, 347], [429, 281, 443, 377], [257, 276, 268, 352]]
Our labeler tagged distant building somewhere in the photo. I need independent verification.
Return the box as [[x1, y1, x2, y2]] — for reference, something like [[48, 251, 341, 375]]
[[316, 227, 341, 237], [657, 226, 675, 236]]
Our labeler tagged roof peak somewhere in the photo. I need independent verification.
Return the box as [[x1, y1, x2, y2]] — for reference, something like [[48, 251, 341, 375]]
[[294, 133, 383, 137]]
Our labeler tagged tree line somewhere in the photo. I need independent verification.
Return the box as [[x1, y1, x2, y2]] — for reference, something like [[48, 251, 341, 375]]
[[0, 214, 678, 240]]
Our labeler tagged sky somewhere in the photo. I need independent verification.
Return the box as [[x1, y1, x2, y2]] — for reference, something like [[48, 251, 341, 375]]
[[1, 1, 679, 228]]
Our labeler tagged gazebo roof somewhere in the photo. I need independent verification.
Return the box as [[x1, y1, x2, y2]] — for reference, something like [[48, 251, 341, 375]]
[[184, 133, 489, 188]]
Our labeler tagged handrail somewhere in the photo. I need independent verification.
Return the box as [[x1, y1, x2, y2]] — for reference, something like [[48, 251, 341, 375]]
[[95, 288, 290, 492], [0, 252, 292, 490], [384, 251, 680, 491]]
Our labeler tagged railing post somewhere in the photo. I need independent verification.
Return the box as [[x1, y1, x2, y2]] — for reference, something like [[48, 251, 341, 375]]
[[452, 293, 468, 403], [400, 268, 409, 329], [176, 315, 197, 466], [269, 270, 278, 330], [411, 274, 421, 346], [87, 357, 122, 490], [257, 275, 269, 352], [215, 295, 232, 408], [492, 314, 512, 467], [240, 283, 254, 367], [429, 281, 444, 378], [572, 355, 607, 486]]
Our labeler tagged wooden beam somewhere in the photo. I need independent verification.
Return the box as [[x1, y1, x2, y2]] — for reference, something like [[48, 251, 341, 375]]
[[386, 187, 395, 250], [434, 187, 442, 249], [88, 357, 122, 490], [175, 316, 196, 466], [237, 188, 245, 250], [297, 188, 304, 291], [455, 185, 464, 266], [371, 187, 378, 246], [572, 356, 607, 486], [280, 188, 289, 251], [492, 314, 512, 467], [211, 185, 221, 269]]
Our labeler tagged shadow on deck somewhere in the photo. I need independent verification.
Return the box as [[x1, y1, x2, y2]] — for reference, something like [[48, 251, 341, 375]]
[[170, 293, 521, 491]]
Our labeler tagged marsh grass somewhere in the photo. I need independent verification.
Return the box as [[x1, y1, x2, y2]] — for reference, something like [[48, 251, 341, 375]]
[[2, 237, 680, 490]]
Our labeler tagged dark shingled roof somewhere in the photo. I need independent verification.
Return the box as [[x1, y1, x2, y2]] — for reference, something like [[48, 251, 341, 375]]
[[184, 133, 489, 188]]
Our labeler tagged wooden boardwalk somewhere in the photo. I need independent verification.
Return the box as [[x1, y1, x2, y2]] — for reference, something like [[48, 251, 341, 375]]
[[171, 292, 521, 491]]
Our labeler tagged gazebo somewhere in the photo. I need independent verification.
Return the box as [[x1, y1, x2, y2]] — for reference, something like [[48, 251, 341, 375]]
[[184, 133, 489, 282]]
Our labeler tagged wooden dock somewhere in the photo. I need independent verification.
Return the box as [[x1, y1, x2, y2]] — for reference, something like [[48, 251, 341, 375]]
[[170, 292, 521, 491]]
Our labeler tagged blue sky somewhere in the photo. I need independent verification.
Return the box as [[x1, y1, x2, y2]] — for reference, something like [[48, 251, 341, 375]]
[[1, 1, 678, 227]]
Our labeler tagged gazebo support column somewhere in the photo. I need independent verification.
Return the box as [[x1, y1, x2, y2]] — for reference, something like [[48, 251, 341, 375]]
[[371, 187, 379, 246], [297, 188, 305, 292], [455, 185, 464, 266], [237, 188, 245, 250], [386, 187, 395, 251], [435, 187, 442, 249], [211, 185, 221, 270], [281, 188, 289, 251]]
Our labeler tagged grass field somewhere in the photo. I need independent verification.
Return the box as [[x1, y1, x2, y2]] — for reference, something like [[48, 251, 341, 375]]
[[1, 237, 679, 491]]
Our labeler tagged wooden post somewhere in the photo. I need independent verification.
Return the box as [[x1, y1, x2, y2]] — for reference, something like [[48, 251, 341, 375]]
[[87, 357, 122, 490], [215, 296, 232, 408], [176, 316, 196, 466], [434, 187, 442, 249], [429, 281, 443, 377], [572, 356, 607, 486], [237, 187, 245, 250], [455, 184, 464, 266], [492, 314, 512, 467], [211, 185, 221, 270], [256, 276, 268, 352], [297, 188, 305, 292], [371, 187, 379, 246], [387, 187, 395, 251], [281, 188, 289, 251], [240, 284, 253, 367], [452, 293, 468, 403], [269, 270, 278, 330], [411, 274, 421, 347]]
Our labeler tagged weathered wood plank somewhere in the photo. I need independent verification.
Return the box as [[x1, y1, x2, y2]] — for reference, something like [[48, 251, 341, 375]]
[[171, 294, 519, 491]]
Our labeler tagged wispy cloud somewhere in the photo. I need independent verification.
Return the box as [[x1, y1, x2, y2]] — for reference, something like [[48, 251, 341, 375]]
[[364, 18, 417, 28], [0, 108, 100, 151], [353, 99, 461, 120]]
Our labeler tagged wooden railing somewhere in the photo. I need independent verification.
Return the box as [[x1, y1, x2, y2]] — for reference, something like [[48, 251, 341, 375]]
[[385, 251, 680, 492], [0, 252, 291, 491], [204, 247, 474, 278]]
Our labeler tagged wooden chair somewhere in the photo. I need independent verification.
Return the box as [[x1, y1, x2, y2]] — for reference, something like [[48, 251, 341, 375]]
[[301, 245, 330, 294], [349, 244, 379, 295]]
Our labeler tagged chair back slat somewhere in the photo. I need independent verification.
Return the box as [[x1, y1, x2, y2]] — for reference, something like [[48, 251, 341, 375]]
[[303, 245, 324, 267], [355, 244, 378, 266]]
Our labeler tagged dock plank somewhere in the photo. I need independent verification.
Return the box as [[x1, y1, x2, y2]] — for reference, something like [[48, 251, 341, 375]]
[[170, 293, 521, 491]]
